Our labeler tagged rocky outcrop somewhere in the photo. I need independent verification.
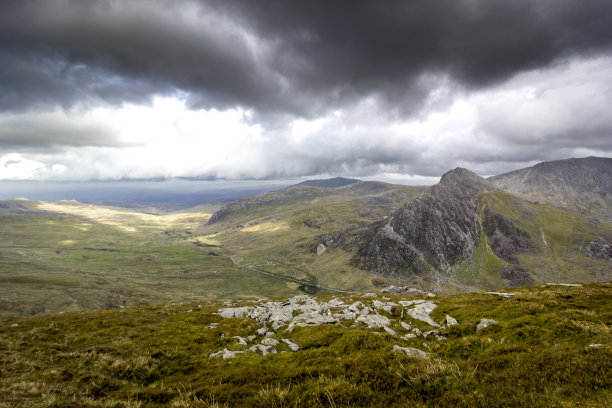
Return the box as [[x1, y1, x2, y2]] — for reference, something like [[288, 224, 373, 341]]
[[482, 209, 534, 286], [353, 168, 491, 277], [585, 238, 612, 262]]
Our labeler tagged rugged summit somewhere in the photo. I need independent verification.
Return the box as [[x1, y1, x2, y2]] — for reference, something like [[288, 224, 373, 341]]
[[353, 168, 491, 278], [489, 156, 612, 218]]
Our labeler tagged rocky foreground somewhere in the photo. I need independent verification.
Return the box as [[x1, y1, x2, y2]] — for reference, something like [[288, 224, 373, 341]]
[[209, 286, 506, 359]]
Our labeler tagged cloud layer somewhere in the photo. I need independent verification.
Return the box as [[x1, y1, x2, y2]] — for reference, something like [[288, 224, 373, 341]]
[[0, 0, 611, 180]]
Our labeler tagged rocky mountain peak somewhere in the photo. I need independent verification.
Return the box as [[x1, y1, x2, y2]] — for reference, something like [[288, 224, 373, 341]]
[[352, 167, 491, 285], [439, 167, 490, 191]]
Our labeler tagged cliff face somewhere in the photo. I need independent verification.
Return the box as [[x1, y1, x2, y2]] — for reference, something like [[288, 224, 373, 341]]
[[353, 168, 491, 276]]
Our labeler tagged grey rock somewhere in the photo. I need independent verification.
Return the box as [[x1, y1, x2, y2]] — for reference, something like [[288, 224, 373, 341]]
[[233, 336, 248, 346], [402, 333, 417, 339], [586, 343, 603, 348], [446, 315, 458, 326], [316, 243, 327, 255], [355, 168, 491, 277], [261, 338, 279, 346], [406, 301, 441, 328], [282, 338, 300, 351], [256, 324, 268, 336], [412, 328, 422, 336], [373, 300, 398, 313], [249, 344, 277, 356], [399, 299, 429, 307], [209, 348, 244, 359], [381, 286, 429, 295], [400, 321, 412, 331], [545, 283, 583, 287], [485, 292, 516, 298], [476, 318, 498, 331], [384, 326, 397, 336], [218, 306, 253, 319], [356, 314, 391, 328], [392, 345, 428, 359], [287, 312, 338, 332]]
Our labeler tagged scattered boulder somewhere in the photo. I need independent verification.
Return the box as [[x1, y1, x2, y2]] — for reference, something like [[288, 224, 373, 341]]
[[261, 338, 279, 346], [316, 243, 327, 255], [485, 292, 516, 298], [545, 283, 583, 287], [392, 345, 428, 359], [476, 318, 498, 331], [287, 312, 338, 332], [423, 330, 447, 341], [219, 306, 254, 319], [446, 315, 458, 326], [586, 343, 603, 349], [373, 300, 398, 313], [209, 348, 244, 359], [356, 314, 391, 328], [282, 338, 300, 351], [233, 336, 248, 346], [400, 321, 412, 331], [384, 326, 397, 336], [405, 301, 441, 328], [249, 344, 277, 356], [380, 286, 429, 295]]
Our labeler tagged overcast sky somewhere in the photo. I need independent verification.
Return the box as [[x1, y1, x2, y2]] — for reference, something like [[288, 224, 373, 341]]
[[1, 0, 611, 182]]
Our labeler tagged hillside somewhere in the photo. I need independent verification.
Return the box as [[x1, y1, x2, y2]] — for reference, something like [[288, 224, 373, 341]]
[[489, 157, 612, 219], [320, 167, 612, 292], [1, 282, 610, 407]]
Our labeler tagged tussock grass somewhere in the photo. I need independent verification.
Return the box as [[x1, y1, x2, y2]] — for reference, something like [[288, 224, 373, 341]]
[[1, 283, 610, 407]]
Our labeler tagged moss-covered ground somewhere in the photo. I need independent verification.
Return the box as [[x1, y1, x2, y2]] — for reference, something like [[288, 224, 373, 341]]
[[1, 283, 610, 407]]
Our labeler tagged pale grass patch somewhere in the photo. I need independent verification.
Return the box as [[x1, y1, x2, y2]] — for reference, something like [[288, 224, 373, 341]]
[[395, 358, 464, 384], [171, 384, 227, 408], [256, 382, 291, 407], [565, 319, 611, 335]]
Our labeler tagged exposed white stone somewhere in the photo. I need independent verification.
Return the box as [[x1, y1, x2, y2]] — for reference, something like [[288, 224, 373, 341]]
[[209, 348, 244, 359], [546, 283, 582, 287], [485, 292, 516, 298], [476, 318, 498, 331], [373, 300, 398, 313], [356, 314, 391, 328], [446, 315, 458, 326], [384, 326, 397, 336], [282, 338, 300, 351], [218, 306, 253, 319], [261, 338, 279, 346], [316, 243, 327, 255], [405, 301, 441, 328], [400, 321, 412, 331], [233, 336, 248, 346], [249, 344, 277, 356], [287, 312, 338, 332], [392, 345, 428, 358], [586, 343, 603, 348]]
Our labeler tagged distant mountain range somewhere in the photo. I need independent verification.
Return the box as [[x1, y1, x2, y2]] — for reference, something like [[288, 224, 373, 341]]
[[292, 177, 361, 188], [206, 156, 611, 292]]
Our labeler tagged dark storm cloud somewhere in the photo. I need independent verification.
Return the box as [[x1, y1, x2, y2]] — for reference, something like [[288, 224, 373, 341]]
[[1, 0, 611, 117], [0, 112, 123, 150]]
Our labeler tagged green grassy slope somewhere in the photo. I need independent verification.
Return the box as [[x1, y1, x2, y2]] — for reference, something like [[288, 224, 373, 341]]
[[1, 283, 610, 407], [456, 190, 612, 290], [0, 201, 300, 318], [194, 183, 428, 291]]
